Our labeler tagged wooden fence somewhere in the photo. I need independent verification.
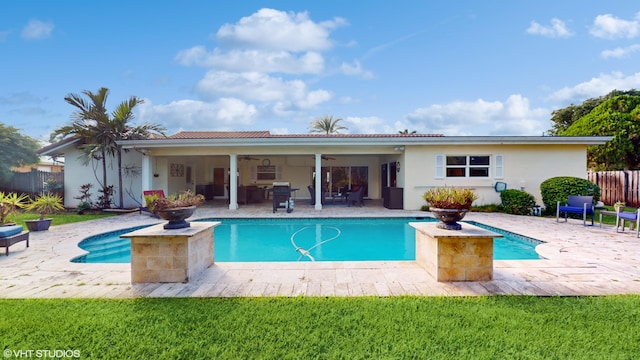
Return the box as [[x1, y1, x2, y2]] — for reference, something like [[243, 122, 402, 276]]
[[0, 169, 64, 200], [587, 170, 640, 207]]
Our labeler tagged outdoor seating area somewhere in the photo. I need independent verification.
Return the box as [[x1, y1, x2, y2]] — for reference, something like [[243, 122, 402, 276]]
[[0, 225, 29, 256], [347, 186, 365, 207], [616, 207, 640, 237], [556, 195, 595, 226]]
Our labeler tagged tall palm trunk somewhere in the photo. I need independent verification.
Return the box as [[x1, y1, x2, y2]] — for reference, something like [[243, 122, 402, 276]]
[[101, 148, 107, 190], [117, 146, 124, 208]]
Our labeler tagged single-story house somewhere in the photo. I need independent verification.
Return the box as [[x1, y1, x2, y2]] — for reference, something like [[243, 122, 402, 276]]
[[38, 131, 610, 210]]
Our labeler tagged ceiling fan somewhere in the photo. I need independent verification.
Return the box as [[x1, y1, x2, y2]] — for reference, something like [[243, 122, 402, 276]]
[[239, 155, 260, 161]]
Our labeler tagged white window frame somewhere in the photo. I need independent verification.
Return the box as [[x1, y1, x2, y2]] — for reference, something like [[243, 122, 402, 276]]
[[436, 155, 494, 178], [494, 154, 504, 179], [251, 165, 282, 181]]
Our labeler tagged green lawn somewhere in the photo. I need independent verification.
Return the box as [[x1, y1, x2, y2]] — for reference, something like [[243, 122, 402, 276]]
[[1, 296, 639, 359], [11, 211, 116, 228]]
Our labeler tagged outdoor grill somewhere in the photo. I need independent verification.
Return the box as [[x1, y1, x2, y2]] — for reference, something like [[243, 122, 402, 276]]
[[272, 182, 293, 213]]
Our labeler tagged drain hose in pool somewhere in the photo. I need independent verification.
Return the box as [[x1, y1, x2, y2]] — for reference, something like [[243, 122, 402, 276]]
[[290, 226, 341, 261]]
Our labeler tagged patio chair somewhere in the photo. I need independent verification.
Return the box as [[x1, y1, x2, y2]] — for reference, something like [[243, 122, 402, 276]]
[[347, 186, 365, 207], [556, 195, 594, 226], [0, 225, 29, 256], [616, 208, 640, 237], [307, 185, 325, 205]]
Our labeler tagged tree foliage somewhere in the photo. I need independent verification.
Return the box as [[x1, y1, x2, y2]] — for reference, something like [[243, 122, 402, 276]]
[[549, 89, 640, 135], [540, 176, 600, 215], [499, 189, 536, 216], [53, 87, 165, 208], [561, 95, 640, 170], [309, 115, 347, 134], [0, 122, 40, 182]]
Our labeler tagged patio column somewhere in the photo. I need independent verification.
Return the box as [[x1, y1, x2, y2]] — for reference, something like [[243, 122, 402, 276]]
[[141, 154, 152, 191], [229, 154, 238, 210], [314, 153, 322, 210]]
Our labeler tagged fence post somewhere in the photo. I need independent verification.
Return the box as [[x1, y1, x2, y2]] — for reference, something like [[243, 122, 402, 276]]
[[624, 171, 629, 204]]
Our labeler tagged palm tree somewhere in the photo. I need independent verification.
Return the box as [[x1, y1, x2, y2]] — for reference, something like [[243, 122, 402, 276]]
[[398, 129, 417, 134], [108, 97, 166, 207], [54, 88, 110, 192], [54, 88, 165, 208], [309, 115, 348, 134]]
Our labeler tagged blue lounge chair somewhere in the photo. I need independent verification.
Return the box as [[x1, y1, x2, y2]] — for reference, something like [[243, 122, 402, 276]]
[[616, 208, 640, 237], [0, 225, 29, 256], [556, 195, 594, 226]]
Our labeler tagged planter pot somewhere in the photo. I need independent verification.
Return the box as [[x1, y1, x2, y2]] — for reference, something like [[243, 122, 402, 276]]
[[429, 207, 469, 230], [156, 206, 196, 230], [25, 218, 53, 231]]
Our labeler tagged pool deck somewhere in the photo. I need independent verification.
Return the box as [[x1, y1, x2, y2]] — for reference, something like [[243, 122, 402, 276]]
[[1, 200, 639, 298]]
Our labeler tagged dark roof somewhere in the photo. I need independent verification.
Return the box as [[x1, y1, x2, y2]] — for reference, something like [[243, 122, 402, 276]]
[[36, 136, 82, 155]]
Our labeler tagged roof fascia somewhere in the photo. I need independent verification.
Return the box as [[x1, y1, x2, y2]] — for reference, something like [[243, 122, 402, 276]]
[[117, 135, 612, 149]]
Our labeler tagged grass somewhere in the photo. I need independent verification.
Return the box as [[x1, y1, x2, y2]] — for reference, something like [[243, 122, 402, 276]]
[[1, 296, 639, 359], [9, 211, 116, 228]]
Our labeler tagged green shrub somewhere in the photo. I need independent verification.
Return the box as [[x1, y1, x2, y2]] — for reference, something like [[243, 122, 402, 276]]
[[500, 189, 536, 215], [540, 176, 600, 215], [470, 203, 504, 213]]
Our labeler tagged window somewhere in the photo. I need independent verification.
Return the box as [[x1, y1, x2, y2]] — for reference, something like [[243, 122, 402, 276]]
[[439, 155, 491, 178], [256, 165, 277, 180]]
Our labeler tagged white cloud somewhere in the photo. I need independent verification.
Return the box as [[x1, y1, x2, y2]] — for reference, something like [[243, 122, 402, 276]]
[[195, 71, 332, 112], [601, 44, 640, 59], [215, 8, 345, 52], [548, 71, 640, 102], [137, 98, 258, 132], [338, 96, 359, 105], [21, 19, 54, 40], [526, 18, 573, 38], [405, 95, 549, 136], [176, 48, 324, 74], [590, 13, 640, 39], [344, 116, 386, 134], [340, 60, 374, 79]]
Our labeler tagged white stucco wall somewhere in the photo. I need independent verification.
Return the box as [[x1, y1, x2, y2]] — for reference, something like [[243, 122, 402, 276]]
[[62, 148, 144, 209], [402, 144, 588, 210], [60, 139, 595, 211]]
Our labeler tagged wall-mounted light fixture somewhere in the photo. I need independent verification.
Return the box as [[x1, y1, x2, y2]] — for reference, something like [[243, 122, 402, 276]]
[[135, 148, 148, 155], [393, 146, 405, 152]]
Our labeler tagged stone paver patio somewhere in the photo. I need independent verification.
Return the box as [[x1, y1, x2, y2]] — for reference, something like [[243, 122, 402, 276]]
[[1, 200, 639, 298]]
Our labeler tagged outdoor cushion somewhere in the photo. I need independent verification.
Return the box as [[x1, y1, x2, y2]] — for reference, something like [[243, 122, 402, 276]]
[[0, 225, 23, 238], [556, 195, 594, 226]]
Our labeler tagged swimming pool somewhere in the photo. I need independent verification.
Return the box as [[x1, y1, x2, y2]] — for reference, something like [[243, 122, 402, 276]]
[[71, 217, 544, 263]]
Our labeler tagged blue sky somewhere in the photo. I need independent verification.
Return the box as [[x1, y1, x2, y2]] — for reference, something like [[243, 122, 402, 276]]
[[2, 1, 640, 143]]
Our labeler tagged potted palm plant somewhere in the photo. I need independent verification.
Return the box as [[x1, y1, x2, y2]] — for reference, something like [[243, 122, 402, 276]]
[[25, 193, 65, 231], [0, 192, 29, 226], [152, 190, 205, 229], [423, 187, 478, 230]]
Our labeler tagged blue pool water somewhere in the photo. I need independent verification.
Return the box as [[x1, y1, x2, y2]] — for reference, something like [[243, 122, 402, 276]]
[[70, 217, 544, 263]]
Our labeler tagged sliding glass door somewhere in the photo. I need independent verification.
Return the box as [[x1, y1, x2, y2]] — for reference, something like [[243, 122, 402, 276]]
[[319, 166, 369, 197]]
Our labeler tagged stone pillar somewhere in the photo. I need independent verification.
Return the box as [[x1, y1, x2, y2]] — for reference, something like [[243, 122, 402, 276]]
[[409, 222, 502, 281], [121, 221, 219, 283]]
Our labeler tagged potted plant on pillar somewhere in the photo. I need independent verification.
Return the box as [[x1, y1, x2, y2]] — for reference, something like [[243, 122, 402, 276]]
[[25, 193, 65, 231], [151, 190, 205, 229], [423, 187, 478, 230]]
